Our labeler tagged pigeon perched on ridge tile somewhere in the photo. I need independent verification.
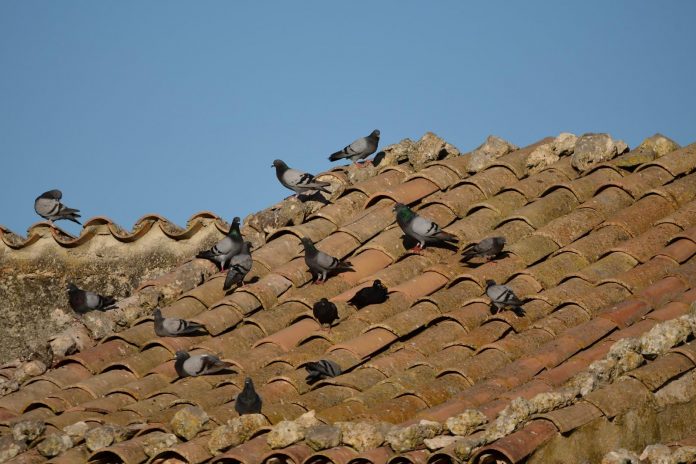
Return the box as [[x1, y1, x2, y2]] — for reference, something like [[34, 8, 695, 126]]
[[393, 203, 458, 251], [301, 237, 353, 284], [328, 129, 380, 167], [272, 159, 331, 196], [305, 360, 342, 385], [196, 217, 243, 270], [461, 237, 506, 263], [235, 377, 262, 415], [348, 280, 389, 309], [174, 351, 232, 378], [313, 298, 339, 331], [67, 283, 116, 313], [34, 189, 81, 225], [153, 308, 206, 337], [485, 279, 526, 316], [223, 241, 253, 291]]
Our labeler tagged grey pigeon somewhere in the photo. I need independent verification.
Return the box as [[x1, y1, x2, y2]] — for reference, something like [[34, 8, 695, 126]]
[[301, 237, 353, 284], [154, 308, 206, 337], [348, 279, 389, 309], [223, 241, 253, 291], [394, 203, 458, 251], [235, 377, 262, 415], [197, 217, 243, 270], [485, 279, 526, 316], [328, 129, 380, 167], [304, 360, 342, 385], [34, 189, 81, 225], [461, 237, 506, 263], [312, 298, 339, 330], [174, 351, 232, 378], [272, 159, 331, 196], [67, 283, 116, 313]]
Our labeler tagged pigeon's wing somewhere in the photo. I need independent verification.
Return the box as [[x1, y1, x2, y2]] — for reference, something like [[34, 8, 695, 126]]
[[321, 360, 342, 377], [346, 136, 369, 156], [314, 250, 340, 271], [477, 237, 496, 252], [283, 168, 315, 187], [211, 236, 234, 255], [182, 356, 205, 375], [84, 291, 102, 310], [162, 317, 185, 335], [486, 285, 507, 302], [409, 215, 441, 238], [500, 286, 523, 305]]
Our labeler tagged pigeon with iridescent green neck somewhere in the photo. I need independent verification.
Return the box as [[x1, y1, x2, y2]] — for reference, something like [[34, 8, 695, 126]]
[[393, 203, 458, 251], [196, 217, 243, 270]]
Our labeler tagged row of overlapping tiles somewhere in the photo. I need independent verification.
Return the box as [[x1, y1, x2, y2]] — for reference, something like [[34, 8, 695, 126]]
[[2, 139, 696, 464]]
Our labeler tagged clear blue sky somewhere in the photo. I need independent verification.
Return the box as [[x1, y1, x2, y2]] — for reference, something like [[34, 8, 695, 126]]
[[2, 1, 695, 235]]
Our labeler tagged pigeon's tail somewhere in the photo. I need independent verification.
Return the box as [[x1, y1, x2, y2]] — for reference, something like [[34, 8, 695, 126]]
[[329, 150, 348, 162], [180, 321, 206, 334], [308, 181, 332, 194], [100, 296, 117, 310], [335, 260, 354, 273], [60, 208, 82, 225], [196, 250, 215, 261], [223, 271, 243, 291], [435, 231, 459, 244], [460, 243, 479, 261]]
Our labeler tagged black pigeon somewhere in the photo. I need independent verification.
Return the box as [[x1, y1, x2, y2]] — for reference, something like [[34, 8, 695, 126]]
[[67, 283, 116, 313], [196, 217, 243, 270], [461, 237, 506, 263], [153, 308, 206, 337], [312, 298, 339, 331], [34, 189, 81, 225], [485, 279, 526, 316], [272, 159, 331, 197], [328, 130, 380, 167], [304, 360, 342, 385], [235, 377, 262, 415], [174, 351, 232, 378], [394, 203, 458, 251], [301, 237, 353, 284], [348, 280, 389, 309], [223, 241, 253, 291]]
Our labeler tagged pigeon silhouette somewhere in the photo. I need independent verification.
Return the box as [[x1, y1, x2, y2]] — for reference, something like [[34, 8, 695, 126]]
[[394, 203, 458, 251], [67, 283, 116, 313], [312, 298, 339, 331], [153, 308, 206, 337], [301, 237, 353, 284], [34, 189, 81, 225], [196, 217, 243, 270], [272, 159, 331, 197], [461, 237, 506, 263], [174, 351, 232, 378], [328, 129, 380, 167], [304, 360, 342, 384], [348, 280, 389, 309], [485, 279, 526, 316], [223, 241, 253, 291], [235, 377, 262, 415]]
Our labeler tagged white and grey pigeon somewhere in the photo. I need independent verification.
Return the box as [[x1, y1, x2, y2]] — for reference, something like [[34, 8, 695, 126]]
[[174, 351, 232, 378], [223, 241, 253, 291], [67, 283, 116, 313], [461, 237, 506, 263], [328, 129, 380, 167], [394, 203, 458, 251], [485, 279, 526, 316], [34, 189, 81, 225], [153, 308, 206, 337], [196, 217, 243, 270], [272, 159, 331, 197], [301, 237, 353, 284]]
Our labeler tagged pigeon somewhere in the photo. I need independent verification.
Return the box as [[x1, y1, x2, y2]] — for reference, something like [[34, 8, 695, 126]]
[[312, 298, 339, 330], [304, 360, 342, 385], [34, 189, 81, 225], [485, 279, 526, 316], [272, 159, 331, 197], [235, 377, 262, 415], [461, 237, 506, 263], [301, 237, 353, 283], [348, 280, 389, 309], [67, 283, 116, 313], [393, 203, 458, 251], [328, 129, 380, 167], [174, 351, 233, 378], [153, 308, 206, 337], [223, 241, 253, 291], [196, 217, 243, 270]]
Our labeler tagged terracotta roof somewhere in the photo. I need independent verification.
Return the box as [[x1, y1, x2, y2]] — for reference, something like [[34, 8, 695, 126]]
[[1, 132, 696, 464]]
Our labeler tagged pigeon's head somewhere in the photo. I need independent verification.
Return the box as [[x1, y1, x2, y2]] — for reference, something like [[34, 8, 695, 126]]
[[232, 217, 241, 225], [153, 307, 162, 319], [243, 377, 254, 388], [174, 351, 190, 361], [485, 279, 496, 288], [496, 236, 506, 245], [371, 129, 380, 138], [66, 282, 78, 293], [272, 159, 287, 169], [392, 202, 406, 212], [373, 279, 386, 290], [318, 297, 329, 304], [243, 241, 253, 252], [300, 237, 314, 251]]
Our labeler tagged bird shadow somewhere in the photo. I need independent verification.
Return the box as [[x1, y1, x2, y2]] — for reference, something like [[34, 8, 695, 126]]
[[372, 151, 387, 167], [400, 235, 459, 252], [223, 276, 261, 294], [298, 191, 330, 205], [460, 251, 511, 266]]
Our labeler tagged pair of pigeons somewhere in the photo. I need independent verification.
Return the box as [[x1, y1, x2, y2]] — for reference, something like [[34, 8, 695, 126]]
[[196, 217, 253, 291], [312, 279, 389, 330], [272, 130, 381, 198]]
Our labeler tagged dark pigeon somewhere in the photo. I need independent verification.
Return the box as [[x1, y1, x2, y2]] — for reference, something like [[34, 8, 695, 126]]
[[328, 129, 380, 167], [348, 280, 389, 309], [153, 308, 206, 337], [174, 351, 232, 378], [67, 283, 116, 313], [461, 237, 506, 263], [394, 203, 458, 251], [301, 237, 353, 284], [304, 360, 342, 385], [196, 217, 243, 270], [485, 279, 526, 316], [312, 298, 339, 330], [272, 159, 331, 196], [223, 241, 253, 291], [34, 189, 81, 225], [235, 377, 262, 415]]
